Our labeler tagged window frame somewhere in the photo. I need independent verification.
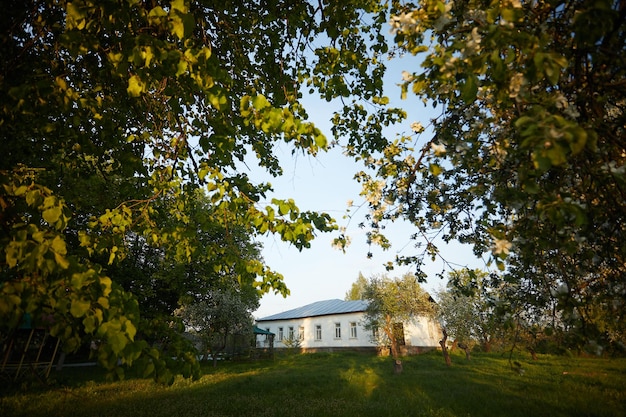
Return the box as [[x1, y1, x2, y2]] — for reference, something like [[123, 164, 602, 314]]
[[315, 324, 322, 341]]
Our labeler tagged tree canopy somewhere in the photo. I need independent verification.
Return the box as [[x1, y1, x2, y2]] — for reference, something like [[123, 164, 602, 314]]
[[352, 0, 626, 353], [0, 0, 398, 381], [344, 272, 368, 300], [361, 273, 436, 369], [2, 0, 625, 384]]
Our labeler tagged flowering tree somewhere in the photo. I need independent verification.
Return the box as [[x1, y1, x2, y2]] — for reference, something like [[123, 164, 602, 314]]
[[349, 0, 626, 351], [437, 269, 507, 357], [362, 273, 436, 373], [177, 287, 257, 367]]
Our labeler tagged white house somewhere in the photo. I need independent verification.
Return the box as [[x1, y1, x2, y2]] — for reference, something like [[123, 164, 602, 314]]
[[255, 299, 442, 354]]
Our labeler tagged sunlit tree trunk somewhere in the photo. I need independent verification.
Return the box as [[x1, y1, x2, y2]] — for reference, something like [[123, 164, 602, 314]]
[[440, 328, 451, 367], [383, 314, 403, 374]]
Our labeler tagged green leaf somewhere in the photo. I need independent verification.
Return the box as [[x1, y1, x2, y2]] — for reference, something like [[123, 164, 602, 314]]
[[532, 151, 552, 172], [5, 245, 18, 268], [14, 185, 28, 196], [208, 92, 227, 110], [147, 6, 167, 25], [181, 12, 195, 37], [314, 133, 328, 149], [51, 235, 67, 255], [65, 2, 87, 30], [569, 128, 587, 154], [127, 75, 145, 97], [252, 94, 270, 110], [83, 315, 97, 333], [124, 320, 137, 340], [169, 14, 185, 39], [108, 250, 116, 265], [108, 332, 128, 355], [143, 361, 156, 378], [278, 201, 290, 215], [25, 189, 41, 206], [170, 0, 187, 12], [70, 298, 91, 318], [43, 206, 62, 225], [429, 163, 443, 176], [461, 76, 478, 102], [54, 252, 70, 269]]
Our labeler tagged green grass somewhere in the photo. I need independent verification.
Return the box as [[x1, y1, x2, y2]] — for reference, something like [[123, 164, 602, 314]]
[[1, 350, 625, 417]]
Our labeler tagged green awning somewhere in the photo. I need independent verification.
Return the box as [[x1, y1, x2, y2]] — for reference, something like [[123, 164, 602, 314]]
[[253, 325, 274, 335]]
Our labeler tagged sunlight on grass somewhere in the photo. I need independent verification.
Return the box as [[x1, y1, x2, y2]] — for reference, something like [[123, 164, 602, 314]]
[[1, 352, 625, 417], [340, 366, 381, 397]]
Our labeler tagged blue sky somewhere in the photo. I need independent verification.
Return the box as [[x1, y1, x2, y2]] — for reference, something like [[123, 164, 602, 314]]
[[251, 43, 490, 319]]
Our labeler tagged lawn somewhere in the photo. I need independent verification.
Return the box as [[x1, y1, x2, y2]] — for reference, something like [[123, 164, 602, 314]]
[[1, 350, 625, 417]]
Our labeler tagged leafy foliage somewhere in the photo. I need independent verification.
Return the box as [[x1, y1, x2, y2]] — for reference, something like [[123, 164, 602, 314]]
[[344, 272, 368, 300], [353, 0, 626, 352], [176, 287, 257, 367], [1, 0, 397, 381], [437, 269, 505, 353], [362, 273, 436, 363]]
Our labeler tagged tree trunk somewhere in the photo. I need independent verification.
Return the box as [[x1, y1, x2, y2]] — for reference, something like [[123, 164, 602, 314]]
[[393, 359, 403, 374], [384, 314, 403, 374], [482, 335, 492, 352], [440, 328, 451, 367], [212, 335, 227, 368]]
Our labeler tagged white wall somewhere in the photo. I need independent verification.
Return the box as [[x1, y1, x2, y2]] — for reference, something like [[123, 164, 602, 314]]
[[404, 316, 443, 347], [256, 312, 441, 349]]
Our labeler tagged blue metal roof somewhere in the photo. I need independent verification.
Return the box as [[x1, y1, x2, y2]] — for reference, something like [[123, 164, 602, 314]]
[[256, 299, 369, 321]]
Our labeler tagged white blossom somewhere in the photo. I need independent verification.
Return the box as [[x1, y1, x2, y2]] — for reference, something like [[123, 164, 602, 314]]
[[389, 12, 418, 34], [492, 238, 512, 256], [505, 0, 522, 8], [466, 9, 487, 25], [564, 106, 580, 119], [555, 94, 580, 119], [411, 121, 424, 133], [332, 235, 351, 251], [431, 142, 446, 156], [465, 27, 482, 55], [555, 93, 568, 109], [508, 72, 526, 99]]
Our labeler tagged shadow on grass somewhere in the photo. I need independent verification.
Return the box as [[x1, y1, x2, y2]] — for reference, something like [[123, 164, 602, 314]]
[[1, 351, 624, 417]]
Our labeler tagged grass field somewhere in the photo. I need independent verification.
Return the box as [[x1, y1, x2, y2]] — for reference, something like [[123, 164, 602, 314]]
[[1, 350, 625, 417]]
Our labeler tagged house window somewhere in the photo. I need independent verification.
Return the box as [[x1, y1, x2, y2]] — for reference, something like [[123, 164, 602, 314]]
[[288, 326, 294, 340], [315, 325, 322, 341], [372, 327, 379, 340], [265, 328, 271, 341], [335, 323, 341, 339], [299, 326, 304, 341], [278, 327, 284, 341], [350, 322, 357, 338]]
